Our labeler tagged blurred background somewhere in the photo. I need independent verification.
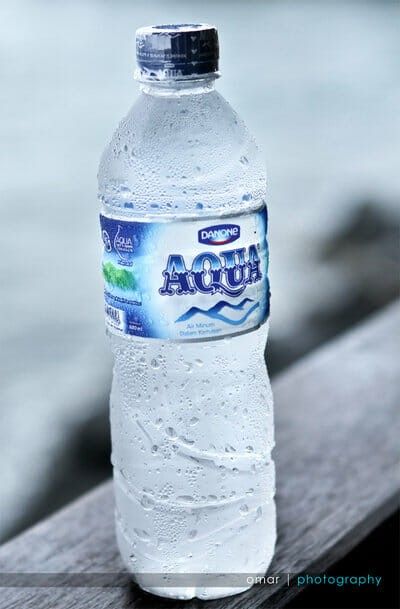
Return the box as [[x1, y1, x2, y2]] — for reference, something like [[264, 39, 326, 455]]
[[0, 0, 398, 566]]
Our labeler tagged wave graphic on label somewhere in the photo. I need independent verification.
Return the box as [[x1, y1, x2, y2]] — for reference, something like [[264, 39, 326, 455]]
[[176, 298, 259, 326]]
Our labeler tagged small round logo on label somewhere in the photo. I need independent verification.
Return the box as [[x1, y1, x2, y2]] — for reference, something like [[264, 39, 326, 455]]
[[102, 229, 112, 252]]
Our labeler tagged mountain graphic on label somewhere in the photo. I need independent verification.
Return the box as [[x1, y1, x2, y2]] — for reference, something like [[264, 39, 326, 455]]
[[114, 224, 134, 266], [176, 298, 259, 326]]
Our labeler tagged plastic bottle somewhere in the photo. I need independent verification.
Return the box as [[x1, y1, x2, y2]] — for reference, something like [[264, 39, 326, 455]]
[[98, 23, 275, 600]]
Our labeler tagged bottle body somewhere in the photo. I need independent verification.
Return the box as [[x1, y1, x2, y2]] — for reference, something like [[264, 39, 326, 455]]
[[99, 81, 276, 600]]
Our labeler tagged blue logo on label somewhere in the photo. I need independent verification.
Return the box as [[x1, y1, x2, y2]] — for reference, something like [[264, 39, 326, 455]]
[[198, 224, 240, 246], [114, 224, 134, 266]]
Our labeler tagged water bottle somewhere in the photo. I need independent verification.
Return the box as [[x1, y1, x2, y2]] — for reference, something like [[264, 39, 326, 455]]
[[98, 23, 275, 600]]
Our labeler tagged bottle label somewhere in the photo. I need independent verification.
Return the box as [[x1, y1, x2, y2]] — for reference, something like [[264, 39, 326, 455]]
[[100, 206, 270, 340]]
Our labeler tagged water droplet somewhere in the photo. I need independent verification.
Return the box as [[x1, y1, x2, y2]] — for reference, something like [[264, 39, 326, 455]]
[[225, 444, 236, 453], [166, 427, 177, 439], [151, 445, 159, 455], [180, 436, 195, 445], [151, 358, 160, 369], [133, 528, 150, 541], [141, 495, 155, 510], [177, 495, 194, 503], [189, 529, 197, 540], [240, 504, 249, 515], [239, 155, 249, 165], [189, 417, 199, 426], [195, 202, 203, 209]]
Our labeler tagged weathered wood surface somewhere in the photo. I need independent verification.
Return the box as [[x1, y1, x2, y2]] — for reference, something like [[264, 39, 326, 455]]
[[0, 303, 399, 609]]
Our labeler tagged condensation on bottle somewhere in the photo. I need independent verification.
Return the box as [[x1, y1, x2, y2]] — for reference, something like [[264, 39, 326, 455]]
[[98, 23, 276, 600]]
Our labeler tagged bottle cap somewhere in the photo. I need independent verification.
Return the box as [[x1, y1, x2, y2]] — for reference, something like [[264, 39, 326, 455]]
[[135, 23, 219, 81]]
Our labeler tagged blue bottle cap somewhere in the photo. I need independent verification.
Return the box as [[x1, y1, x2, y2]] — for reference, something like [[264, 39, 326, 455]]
[[135, 24, 219, 81]]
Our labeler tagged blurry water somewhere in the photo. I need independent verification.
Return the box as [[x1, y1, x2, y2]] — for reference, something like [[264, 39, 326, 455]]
[[0, 0, 399, 539]]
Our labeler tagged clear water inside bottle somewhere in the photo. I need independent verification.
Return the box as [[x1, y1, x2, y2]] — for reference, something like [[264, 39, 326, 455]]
[[98, 74, 276, 600]]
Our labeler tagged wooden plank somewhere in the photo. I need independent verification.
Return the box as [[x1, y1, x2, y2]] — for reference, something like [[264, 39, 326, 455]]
[[0, 302, 399, 609]]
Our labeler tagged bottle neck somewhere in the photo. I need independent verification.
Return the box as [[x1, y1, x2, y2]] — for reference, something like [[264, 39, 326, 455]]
[[139, 75, 217, 97]]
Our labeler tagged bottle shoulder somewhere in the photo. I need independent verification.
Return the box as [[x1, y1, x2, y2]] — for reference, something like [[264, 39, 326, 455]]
[[98, 90, 266, 216]]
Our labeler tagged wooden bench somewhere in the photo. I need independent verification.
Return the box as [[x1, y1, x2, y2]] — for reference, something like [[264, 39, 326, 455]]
[[0, 302, 399, 608]]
